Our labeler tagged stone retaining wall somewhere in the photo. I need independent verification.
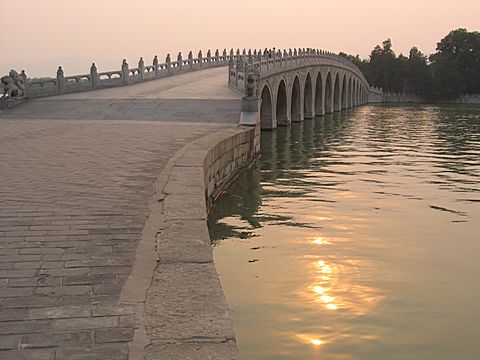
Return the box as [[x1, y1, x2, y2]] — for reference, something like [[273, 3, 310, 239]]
[[140, 125, 260, 359]]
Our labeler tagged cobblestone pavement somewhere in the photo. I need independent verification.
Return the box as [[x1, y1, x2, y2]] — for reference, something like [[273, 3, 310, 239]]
[[0, 119, 224, 359]]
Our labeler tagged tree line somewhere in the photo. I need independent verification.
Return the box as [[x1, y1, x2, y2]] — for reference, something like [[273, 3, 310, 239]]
[[340, 29, 480, 100]]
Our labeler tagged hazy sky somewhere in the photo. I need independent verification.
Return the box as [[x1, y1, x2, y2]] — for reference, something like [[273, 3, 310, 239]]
[[1, 0, 478, 77]]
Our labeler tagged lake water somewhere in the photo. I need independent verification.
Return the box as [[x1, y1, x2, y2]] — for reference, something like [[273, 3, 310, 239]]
[[208, 105, 480, 360]]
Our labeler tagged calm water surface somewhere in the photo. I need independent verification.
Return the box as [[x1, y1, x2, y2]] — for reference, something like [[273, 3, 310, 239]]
[[208, 105, 480, 360]]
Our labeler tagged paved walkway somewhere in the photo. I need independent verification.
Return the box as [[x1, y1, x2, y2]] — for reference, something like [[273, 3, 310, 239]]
[[0, 67, 241, 359], [0, 67, 241, 124]]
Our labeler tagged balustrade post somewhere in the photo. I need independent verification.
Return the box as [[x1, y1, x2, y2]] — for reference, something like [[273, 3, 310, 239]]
[[56, 66, 65, 93], [228, 59, 232, 84], [153, 55, 159, 76], [215, 49, 220, 65], [166, 54, 171, 73], [90, 63, 98, 88], [188, 51, 193, 69], [207, 49, 212, 66], [235, 58, 241, 87], [272, 47, 276, 68], [121, 59, 129, 85], [138, 57, 145, 80], [223, 49, 227, 64], [177, 52, 183, 71], [198, 50, 203, 67], [19, 70, 30, 98]]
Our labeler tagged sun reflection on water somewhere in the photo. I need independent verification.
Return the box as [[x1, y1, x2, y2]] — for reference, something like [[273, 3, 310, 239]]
[[294, 235, 384, 349], [296, 333, 327, 347], [304, 254, 383, 315]]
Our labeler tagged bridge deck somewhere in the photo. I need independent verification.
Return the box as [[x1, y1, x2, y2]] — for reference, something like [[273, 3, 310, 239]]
[[1, 67, 242, 123], [0, 67, 241, 359]]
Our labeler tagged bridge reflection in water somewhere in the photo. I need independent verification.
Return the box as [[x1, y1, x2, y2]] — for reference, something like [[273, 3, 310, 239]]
[[208, 105, 480, 360]]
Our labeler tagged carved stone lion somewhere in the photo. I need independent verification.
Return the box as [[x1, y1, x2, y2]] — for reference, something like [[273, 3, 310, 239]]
[[1, 70, 26, 98], [244, 65, 259, 98]]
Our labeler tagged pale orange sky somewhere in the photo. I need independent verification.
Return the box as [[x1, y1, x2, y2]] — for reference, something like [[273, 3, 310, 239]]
[[1, 0, 479, 77]]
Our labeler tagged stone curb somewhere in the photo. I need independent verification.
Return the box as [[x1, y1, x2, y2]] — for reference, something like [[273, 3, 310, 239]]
[[121, 125, 260, 359]]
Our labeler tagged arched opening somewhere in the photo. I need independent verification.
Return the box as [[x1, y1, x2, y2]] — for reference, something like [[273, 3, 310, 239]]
[[260, 85, 273, 129], [353, 79, 358, 107], [355, 81, 360, 106], [276, 80, 288, 125], [341, 75, 347, 109], [291, 76, 301, 122], [325, 72, 333, 114], [333, 73, 341, 112], [315, 73, 324, 116], [347, 77, 352, 108], [303, 73, 313, 119]]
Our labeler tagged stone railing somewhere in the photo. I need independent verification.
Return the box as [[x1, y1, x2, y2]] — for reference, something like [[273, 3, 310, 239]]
[[227, 48, 382, 97], [7, 49, 249, 99], [3, 48, 383, 102]]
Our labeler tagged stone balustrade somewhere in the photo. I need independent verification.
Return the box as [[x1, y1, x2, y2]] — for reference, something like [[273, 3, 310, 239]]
[[13, 49, 244, 99], [3, 47, 384, 102], [227, 48, 383, 98], [18, 47, 480, 110]]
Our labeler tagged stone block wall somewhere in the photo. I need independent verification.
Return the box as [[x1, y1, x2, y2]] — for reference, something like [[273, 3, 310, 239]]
[[204, 124, 260, 209]]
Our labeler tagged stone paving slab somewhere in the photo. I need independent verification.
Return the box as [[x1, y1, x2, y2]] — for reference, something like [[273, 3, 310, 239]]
[[0, 99, 242, 124], [145, 263, 236, 342], [0, 118, 225, 359], [145, 341, 239, 360]]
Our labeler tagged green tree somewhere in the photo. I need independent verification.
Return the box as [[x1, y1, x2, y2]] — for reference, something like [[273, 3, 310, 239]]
[[428, 63, 466, 100], [430, 28, 480, 94], [368, 39, 406, 92], [340, 28, 480, 100], [405, 47, 431, 96]]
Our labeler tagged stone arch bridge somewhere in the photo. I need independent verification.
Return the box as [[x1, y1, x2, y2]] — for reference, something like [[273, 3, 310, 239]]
[[2, 48, 383, 130], [228, 49, 382, 129]]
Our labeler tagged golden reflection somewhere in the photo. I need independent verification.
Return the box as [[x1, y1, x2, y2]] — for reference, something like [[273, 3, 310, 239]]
[[312, 236, 332, 245], [313, 216, 333, 221], [299, 252, 383, 316], [296, 333, 327, 347]]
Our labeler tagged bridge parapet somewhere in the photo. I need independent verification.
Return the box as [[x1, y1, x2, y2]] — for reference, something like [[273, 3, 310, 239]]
[[2, 49, 247, 102], [227, 48, 379, 96]]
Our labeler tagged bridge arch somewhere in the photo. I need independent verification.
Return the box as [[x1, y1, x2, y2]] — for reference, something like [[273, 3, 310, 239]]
[[351, 79, 356, 107], [341, 74, 347, 110], [276, 79, 289, 126], [260, 84, 274, 129], [304, 72, 313, 119], [325, 72, 333, 114], [354, 81, 359, 107], [333, 72, 341, 112], [347, 77, 353, 108], [314, 72, 324, 116], [291, 75, 301, 122]]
